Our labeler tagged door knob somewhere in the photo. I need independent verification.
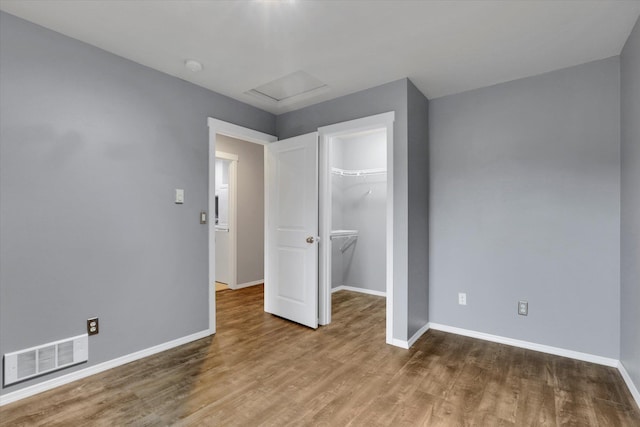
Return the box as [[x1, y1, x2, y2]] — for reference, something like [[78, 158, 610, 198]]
[[306, 236, 315, 244]]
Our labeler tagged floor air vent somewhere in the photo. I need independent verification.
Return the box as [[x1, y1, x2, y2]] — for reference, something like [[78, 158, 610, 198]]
[[4, 334, 88, 385]]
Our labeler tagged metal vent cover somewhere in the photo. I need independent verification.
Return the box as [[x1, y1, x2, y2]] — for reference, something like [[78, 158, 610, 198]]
[[4, 334, 88, 385]]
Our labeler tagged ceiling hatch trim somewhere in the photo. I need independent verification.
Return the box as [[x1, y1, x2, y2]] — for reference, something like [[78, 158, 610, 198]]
[[246, 70, 328, 104]]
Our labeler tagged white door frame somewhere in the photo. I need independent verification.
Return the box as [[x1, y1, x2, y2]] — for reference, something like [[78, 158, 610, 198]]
[[318, 111, 395, 344], [208, 118, 276, 334], [214, 151, 239, 288]]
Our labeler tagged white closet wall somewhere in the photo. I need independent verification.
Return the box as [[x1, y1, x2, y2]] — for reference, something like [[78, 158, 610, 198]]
[[331, 130, 387, 293]]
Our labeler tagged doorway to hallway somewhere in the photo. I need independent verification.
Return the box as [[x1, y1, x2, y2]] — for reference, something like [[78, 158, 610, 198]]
[[214, 136, 265, 291], [207, 119, 276, 333]]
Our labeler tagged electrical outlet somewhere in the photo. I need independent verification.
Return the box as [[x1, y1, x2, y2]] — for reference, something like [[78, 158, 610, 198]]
[[518, 301, 528, 316], [458, 292, 467, 305], [87, 317, 99, 335]]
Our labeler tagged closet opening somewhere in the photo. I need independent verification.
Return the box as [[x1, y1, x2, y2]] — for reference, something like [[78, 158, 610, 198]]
[[329, 129, 387, 323], [318, 111, 394, 343]]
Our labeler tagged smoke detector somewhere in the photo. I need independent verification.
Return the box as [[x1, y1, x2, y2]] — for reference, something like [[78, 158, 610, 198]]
[[184, 59, 203, 72]]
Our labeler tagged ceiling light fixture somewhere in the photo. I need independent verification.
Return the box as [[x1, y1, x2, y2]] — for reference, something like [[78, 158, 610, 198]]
[[184, 59, 203, 72]]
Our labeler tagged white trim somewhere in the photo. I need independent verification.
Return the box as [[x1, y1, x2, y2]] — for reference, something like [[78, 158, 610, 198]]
[[208, 118, 277, 146], [208, 124, 217, 334], [232, 279, 264, 290], [331, 285, 386, 298], [618, 361, 640, 409], [263, 145, 271, 314], [215, 151, 239, 162], [428, 323, 619, 367], [228, 159, 238, 289], [383, 117, 394, 347], [208, 118, 276, 335], [318, 112, 395, 135], [318, 128, 332, 326], [317, 112, 395, 346], [0, 330, 209, 407], [390, 338, 410, 349], [331, 167, 386, 177]]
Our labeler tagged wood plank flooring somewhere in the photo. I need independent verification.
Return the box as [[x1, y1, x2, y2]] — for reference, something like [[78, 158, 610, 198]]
[[1, 285, 639, 426], [215, 282, 230, 291]]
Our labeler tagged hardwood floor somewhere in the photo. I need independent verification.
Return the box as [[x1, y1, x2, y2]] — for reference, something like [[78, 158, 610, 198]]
[[215, 281, 230, 291], [1, 285, 639, 426]]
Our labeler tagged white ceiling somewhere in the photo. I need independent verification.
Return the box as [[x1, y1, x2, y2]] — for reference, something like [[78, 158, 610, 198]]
[[1, 0, 639, 114]]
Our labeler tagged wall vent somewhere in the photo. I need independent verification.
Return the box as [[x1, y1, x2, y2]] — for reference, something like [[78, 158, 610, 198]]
[[4, 334, 88, 386]]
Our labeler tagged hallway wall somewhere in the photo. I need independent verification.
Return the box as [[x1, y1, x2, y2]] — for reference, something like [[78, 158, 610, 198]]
[[216, 135, 265, 286]]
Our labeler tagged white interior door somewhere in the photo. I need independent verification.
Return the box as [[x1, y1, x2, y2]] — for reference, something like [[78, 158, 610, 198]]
[[265, 132, 319, 329]]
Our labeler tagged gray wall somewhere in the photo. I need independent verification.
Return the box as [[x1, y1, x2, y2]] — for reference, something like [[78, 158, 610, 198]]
[[216, 135, 265, 285], [407, 81, 430, 337], [0, 12, 274, 394], [621, 16, 640, 392], [277, 79, 414, 341], [429, 57, 621, 358]]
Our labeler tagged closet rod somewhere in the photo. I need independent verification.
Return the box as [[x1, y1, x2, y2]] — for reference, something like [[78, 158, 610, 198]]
[[331, 167, 386, 177], [330, 230, 359, 239]]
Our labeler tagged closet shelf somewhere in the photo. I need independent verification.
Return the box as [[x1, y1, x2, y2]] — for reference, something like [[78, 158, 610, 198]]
[[330, 230, 358, 253], [331, 167, 386, 177], [330, 229, 359, 239]]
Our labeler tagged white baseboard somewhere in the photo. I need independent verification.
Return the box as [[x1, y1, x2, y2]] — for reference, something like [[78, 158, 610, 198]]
[[396, 322, 638, 409], [428, 323, 619, 367], [232, 279, 264, 290], [0, 329, 211, 407], [331, 285, 386, 297], [618, 361, 640, 409], [387, 322, 430, 349], [389, 338, 409, 349]]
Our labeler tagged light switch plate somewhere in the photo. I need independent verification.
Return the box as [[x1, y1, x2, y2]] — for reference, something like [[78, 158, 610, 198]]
[[458, 292, 467, 305], [175, 189, 184, 204]]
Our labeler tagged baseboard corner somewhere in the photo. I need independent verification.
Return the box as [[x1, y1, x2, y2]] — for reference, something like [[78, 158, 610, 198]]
[[388, 338, 410, 349], [332, 285, 386, 297], [407, 322, 431, 348], [233, 279, 264, 290]]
